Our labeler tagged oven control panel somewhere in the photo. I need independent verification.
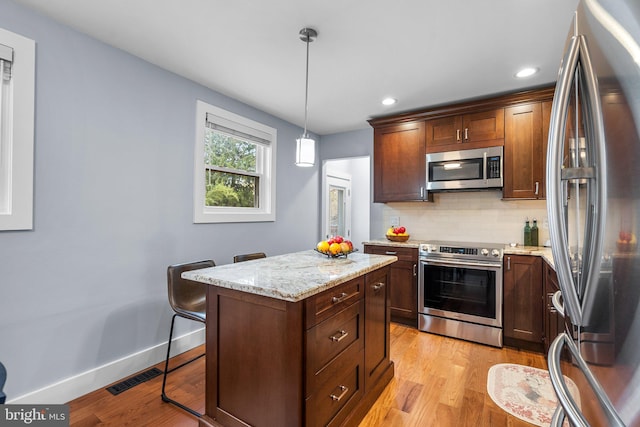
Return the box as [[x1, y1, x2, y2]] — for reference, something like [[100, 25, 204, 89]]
[[419, 242, 504, 260]]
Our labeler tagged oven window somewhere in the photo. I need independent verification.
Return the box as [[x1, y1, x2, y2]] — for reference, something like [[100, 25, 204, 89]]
[[429, 158, 483, 182], [423, 264, 496, 319]]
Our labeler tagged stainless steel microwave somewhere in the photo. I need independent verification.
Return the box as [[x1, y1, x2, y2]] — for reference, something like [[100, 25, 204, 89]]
[[426, 146, 503, 191]]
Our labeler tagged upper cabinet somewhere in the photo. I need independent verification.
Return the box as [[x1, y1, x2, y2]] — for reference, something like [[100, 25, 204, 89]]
[[369, 87, 556, 202], [373, 121, 427, 202], [425, 109, 505, 153]]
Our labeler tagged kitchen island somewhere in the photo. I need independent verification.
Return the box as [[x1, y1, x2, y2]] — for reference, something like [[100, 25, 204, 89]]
[[182, 250, 397, 427]]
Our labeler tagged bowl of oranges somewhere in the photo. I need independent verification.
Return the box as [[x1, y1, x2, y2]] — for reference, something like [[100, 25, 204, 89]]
[[315, 235, 356, 258], [386, 226, 410, 242]]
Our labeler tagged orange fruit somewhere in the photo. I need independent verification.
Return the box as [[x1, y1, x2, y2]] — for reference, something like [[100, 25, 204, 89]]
[[329, 242, 342, 255], [317, 240, 330, 253]]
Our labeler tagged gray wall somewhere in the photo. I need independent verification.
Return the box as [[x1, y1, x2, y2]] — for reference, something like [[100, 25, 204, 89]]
[[0, 0, 321, 399]]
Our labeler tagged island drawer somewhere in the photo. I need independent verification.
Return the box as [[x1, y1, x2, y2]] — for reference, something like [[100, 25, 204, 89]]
[[305, 276, 363, 327], [364, 244, 417, 262], [305, 351, 363, 427], [306, 299, 364, 378]]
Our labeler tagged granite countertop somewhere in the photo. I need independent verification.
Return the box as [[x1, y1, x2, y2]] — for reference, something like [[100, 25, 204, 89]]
[[181, 249, 397, 302], [364, 239, 426, 248], [365, 239, 556, 269], [503, 245, 555, 268]]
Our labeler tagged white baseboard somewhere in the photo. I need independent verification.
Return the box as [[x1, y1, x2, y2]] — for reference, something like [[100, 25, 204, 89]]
[[7, 328, 205, 405]]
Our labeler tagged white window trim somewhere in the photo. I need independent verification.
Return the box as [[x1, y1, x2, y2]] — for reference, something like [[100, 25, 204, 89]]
[[194, 100, 277, 223], [0, 28, 35, 231]]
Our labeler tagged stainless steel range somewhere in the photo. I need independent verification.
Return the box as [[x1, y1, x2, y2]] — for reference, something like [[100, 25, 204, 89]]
[[418, 241, 504, 347]]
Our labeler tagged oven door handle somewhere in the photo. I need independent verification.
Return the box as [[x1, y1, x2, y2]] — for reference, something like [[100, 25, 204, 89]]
[[422, 258, 502, 270]]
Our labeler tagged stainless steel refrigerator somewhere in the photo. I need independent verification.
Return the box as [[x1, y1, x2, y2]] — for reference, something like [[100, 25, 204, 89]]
[[546, 0, 640, 425]]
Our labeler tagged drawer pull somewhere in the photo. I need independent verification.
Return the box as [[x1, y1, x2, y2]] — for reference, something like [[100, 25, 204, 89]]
[[330, 330, 349, 342], [385, 251, 397, 255], [372, 282, 384, 292], [330, 385, 349, 401], [331, 292, 349, 304]]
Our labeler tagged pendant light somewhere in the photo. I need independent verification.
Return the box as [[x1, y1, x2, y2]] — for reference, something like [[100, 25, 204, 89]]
[[295, 27, 317, 167]]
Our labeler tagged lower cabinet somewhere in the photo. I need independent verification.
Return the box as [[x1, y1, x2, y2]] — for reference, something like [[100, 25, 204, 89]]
[[503, 254, 544, 352], [204, 266, 394, 427], [364, 244, 418, 327]]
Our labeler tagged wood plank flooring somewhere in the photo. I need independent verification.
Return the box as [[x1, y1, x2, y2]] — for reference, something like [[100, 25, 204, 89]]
[[67, 323, 547, 426]]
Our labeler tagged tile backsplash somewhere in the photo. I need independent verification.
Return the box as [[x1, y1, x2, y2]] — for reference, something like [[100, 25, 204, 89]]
[[381, 191, 549, 246]]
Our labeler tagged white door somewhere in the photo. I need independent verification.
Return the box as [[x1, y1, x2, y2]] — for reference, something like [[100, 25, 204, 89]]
[[323, 171, 352, 240]]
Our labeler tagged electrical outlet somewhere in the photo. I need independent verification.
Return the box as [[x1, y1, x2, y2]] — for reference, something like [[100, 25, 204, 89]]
[[390, 216, 400, 227]]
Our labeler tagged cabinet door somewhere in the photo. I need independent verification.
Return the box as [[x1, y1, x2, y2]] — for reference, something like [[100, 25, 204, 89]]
[[503, 103, 545, 199], [462, 109, 505, 144], [425, 115, 463, 148], [373, 121, 426, 202], [364, 266, 390, 392], [503, 255, 543, 349], [363, 245, 417, 326]]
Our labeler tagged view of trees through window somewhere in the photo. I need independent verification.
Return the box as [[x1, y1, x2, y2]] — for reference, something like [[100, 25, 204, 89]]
[[204, 129, 259, 207]]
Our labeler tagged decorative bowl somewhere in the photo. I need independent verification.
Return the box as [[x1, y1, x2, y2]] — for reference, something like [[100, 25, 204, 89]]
[[386, 234, 410, 242], [314, 248, 358, 258]]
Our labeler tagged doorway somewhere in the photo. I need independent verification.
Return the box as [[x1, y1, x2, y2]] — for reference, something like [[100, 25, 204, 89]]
[[322, 157, 370, 252]]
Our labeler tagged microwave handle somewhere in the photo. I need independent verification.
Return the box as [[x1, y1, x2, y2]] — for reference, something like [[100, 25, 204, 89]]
[[483, 152, 487, 180]]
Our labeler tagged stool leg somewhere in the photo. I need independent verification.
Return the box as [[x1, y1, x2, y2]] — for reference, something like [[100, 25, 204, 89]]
[[160, 314, 203, 418]]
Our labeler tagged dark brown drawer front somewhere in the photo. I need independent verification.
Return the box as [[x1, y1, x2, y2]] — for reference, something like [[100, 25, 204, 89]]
[[305, 358, 363, 427], [306, 300, 364, 378], [305, 277, 363, 327], [364, 245, 417, 262]]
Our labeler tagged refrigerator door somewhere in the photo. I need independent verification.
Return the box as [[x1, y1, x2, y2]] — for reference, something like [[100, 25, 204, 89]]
[[547, 0, 640, 425]]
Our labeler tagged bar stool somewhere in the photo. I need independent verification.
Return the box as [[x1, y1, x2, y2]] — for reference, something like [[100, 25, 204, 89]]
[[0, 361, 6, 404], [161, 260, 215, 417], [233, 252, 266, 263]]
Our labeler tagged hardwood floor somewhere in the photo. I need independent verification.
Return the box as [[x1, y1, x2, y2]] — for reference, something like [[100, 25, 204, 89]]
[[67, 324, 547, 426]]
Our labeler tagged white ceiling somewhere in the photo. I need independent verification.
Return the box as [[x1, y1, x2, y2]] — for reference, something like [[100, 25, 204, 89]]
[[13, 0, 579, 135]]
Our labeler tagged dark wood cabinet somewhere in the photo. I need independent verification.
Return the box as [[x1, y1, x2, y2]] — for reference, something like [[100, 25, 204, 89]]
[[373, 121, 426, 202], [203, 266, 394, 427], [503, 254, 544, 352], [543, 261, 564, 354], [503, 102, 547, 199], [364, 267, 390, 392], [425, 108, 505, 153], [364, 244, 417, 327], [369, 86, 556, 204]]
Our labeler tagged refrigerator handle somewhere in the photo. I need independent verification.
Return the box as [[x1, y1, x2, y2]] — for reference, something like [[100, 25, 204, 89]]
[[550, 405, 566, 427], [548, 333, 625, 427], [551, 290, 564, 317], [546, 34, 584, 325], [576, 34, 607, 324]]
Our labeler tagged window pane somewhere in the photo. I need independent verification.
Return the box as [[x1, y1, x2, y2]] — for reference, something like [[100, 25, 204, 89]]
[[205, 128, 257, 172], [205, 169, 258, 208]]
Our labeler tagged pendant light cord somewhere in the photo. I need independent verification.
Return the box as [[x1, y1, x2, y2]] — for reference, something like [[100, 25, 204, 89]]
[[303, 32, 310, 138]]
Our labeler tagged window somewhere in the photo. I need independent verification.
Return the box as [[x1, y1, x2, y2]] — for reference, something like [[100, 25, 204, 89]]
[[0, 28, 35, 231], [194, 101, 276, 223]]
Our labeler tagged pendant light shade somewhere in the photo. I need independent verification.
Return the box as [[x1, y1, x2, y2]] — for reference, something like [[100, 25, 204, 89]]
[[295, 136, 315, 167], [295, 27, 317, 167]]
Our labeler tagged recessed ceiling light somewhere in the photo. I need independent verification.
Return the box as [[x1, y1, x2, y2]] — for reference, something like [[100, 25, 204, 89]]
[[381, 97, 397, 106], [515, 67, 539, 78]]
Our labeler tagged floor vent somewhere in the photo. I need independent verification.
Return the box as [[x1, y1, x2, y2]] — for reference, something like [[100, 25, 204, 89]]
[[106, 367, 163, 395]]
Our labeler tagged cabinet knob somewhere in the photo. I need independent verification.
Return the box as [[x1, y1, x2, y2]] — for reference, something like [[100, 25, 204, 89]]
[[535, 181, 540, 195], [329, 329, 349, 342], [331, 292, 349, 304], [464, 128, 469, 140], [372, 282, 385, 292], [456, 129, 461, 141]]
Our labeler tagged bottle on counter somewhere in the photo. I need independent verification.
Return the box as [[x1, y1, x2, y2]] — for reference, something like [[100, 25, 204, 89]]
[[524, 218, 532, 246], [531, 218, 539, 247]]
